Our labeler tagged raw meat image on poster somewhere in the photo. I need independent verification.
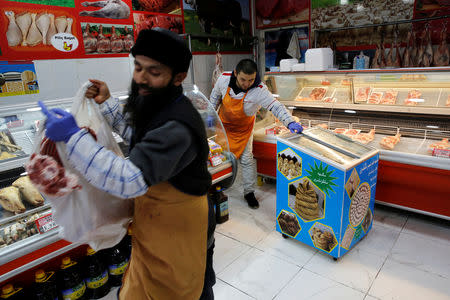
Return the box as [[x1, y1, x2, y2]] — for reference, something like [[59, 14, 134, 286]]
[[288, 177, 325, 222], [277, 210, 301, 238], [134, 13, 183, 35], [5, 0, 75, 8], [79, 0, 131, 19], [309, 222, 337, 252], [132, 0, 181, 14], [4, 8, 78, 56], [81, 23, 134, 54], [256, 0, 309, 28]]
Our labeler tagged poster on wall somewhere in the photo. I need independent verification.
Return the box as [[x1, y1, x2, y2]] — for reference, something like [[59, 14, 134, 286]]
[[132, 0, 181, 14], [0, 61, 39, 97], [133, 13, 183, 35], [81, 23, 134, 54], [183, 0, 251, 52], [265, 26, 308, 71], [255, 0, 309, 29], [0, 0, 134, 60], [311, 0, 413, 30]]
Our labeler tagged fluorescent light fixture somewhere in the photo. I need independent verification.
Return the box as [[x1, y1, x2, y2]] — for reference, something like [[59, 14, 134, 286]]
[[288, 106, 296, 110], [408, 98, 425, 103], [344, 110, 357, 114], [26, 107, 42, 112], [426, 125, 439, 129], [118, 95, 128, 100]]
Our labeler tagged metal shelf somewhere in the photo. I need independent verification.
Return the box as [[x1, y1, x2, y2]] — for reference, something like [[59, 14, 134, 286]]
[[281, 101, 450, 116]]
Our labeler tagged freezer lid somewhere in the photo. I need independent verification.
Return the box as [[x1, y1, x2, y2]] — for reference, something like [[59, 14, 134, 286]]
[[284, 134, 356, 166], [302, 127, 375, 157], [282, 127, 378, 166]]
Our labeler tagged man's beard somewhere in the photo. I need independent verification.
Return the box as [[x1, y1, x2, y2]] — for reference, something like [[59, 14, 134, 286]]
[[124, 79, 182, 129]]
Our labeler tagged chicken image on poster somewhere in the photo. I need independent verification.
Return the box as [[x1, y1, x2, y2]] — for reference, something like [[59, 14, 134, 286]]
[[81, 23, 133, 54], [5, 10, 74, 48], [132, 0, 181, 13], [133, 13, 183, 35], [2, 3, 82, 60], [79, 0, 131, 19], [255, 0, 309, 29]]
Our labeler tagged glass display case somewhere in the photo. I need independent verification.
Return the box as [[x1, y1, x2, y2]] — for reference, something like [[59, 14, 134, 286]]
[[183, 84, 237, 186], [261, 69, 450, 219]]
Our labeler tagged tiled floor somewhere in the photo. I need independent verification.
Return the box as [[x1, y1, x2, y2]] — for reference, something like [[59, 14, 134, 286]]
[[213, 180, 450, 300]]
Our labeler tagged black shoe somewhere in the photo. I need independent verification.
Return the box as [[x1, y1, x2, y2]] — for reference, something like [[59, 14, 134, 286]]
[[244, 192, 259, 209]]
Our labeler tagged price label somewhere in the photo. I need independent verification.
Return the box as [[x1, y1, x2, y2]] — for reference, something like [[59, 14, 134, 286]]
[[432, 149, 450, 159], [209, 155, 223, 167], [35, 213, 58, 234]]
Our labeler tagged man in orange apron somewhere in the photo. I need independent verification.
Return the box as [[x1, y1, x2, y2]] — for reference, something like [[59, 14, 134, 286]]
[[40, 28, 215, 299], [210, 59, 303, 208]]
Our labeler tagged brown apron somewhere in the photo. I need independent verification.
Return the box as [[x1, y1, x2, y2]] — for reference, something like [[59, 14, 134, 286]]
[[218, 87, 255, 159], [119, 181, 208, 300]]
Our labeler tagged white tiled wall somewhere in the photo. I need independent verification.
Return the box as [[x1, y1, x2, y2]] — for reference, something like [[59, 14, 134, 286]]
[[4, 57, 133, 108], [186, 54, 253, 98], [7, 53, 250, 107]]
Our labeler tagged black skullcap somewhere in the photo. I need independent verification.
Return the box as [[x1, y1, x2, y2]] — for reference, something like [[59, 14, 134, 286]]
[[131, 28, 192, 73]]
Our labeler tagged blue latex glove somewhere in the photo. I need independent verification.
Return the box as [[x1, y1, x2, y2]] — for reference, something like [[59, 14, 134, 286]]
[[38, 101, 80, 142], [288, 122, 303, 134]]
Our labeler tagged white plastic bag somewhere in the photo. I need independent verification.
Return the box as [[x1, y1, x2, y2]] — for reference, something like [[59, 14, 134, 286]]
[[28, 82, 132, 250]]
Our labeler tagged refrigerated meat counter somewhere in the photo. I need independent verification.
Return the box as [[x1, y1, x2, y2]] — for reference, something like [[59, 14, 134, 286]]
[[260, 68, 450, 220]]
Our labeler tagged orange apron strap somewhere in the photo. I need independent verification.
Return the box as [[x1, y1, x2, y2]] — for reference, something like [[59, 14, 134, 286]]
[[218, 87, 255, 158]]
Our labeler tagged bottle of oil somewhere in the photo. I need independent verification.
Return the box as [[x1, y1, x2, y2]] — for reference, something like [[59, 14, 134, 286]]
[[213, 186, 229, 224], [84, 247, 110, 299], [0, 284, 25, 299], [106, 244, 129, 287], [32, 269, 59, 300], [58, 257, 86, 300]]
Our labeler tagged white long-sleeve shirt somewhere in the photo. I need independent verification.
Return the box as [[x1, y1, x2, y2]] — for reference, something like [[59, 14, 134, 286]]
[[210, 72, 294, 127]]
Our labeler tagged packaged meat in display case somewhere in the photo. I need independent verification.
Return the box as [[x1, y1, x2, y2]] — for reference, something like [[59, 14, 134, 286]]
[[276, 127, 379, 258]]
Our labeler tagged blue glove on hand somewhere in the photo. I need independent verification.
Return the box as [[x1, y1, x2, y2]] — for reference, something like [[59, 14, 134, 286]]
[[288, 122, 303, 134], [38, 101, 80, 143]]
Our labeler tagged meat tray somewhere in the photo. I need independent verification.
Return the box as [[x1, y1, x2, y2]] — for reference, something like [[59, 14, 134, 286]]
[[295, 87, 332, 102]]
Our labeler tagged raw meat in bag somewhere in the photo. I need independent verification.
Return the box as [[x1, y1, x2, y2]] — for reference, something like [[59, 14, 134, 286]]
[[27, 82, 132, 250]]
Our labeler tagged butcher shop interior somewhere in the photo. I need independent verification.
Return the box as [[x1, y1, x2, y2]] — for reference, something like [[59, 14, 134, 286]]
[[0, 0, 449, 299]]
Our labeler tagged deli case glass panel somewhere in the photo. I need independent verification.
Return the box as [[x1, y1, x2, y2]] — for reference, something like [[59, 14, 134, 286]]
[[262, 70, 450, 168]]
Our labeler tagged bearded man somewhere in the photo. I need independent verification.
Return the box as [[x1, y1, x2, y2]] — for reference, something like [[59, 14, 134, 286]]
[[39, 28, 215, 300]]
